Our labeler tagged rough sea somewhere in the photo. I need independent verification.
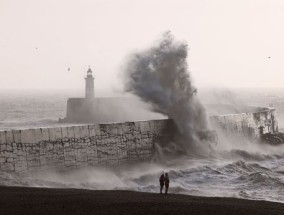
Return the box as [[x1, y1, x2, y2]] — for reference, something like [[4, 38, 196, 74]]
[[1, 88, 284, 203]]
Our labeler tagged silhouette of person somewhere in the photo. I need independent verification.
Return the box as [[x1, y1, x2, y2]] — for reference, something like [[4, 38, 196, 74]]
[[159, 173, 165, 194], [259, 125, 265, 136], [164, 173, 170, 195]]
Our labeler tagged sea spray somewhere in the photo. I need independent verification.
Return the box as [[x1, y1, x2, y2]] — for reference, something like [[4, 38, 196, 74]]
[[123, 32, 211, 155]]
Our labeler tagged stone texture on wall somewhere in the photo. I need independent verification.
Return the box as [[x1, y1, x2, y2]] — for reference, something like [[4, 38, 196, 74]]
[[210, 107, 278, 138], [0, 120, 172, 173], [0, 106, 277, 173]]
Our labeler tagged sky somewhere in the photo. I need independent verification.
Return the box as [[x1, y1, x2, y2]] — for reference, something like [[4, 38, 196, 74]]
[[0, 0, 283, 90]]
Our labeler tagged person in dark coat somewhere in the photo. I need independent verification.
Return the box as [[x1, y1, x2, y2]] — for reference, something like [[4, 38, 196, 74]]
[[159, 173, 165, 194], [164, 173, 170, 195]]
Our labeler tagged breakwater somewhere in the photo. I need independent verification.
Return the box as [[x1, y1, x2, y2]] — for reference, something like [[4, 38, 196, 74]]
[[209, 106, 278, 138], [0, 105, 278, 173], [0, 120, 173, 173]]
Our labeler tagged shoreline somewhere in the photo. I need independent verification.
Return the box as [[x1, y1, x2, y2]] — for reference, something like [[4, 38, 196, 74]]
[[0, 186, 283, 215]]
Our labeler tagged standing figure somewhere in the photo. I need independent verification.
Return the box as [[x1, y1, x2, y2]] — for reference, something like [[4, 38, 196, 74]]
[[159, 173, 165, 194], [259, 125, 265, 136], [164, 173, 170, 195]]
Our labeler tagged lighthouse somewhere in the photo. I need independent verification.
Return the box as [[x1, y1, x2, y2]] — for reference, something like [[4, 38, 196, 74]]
[[60, 65, 167, 123], [85, 67, 95, 99]]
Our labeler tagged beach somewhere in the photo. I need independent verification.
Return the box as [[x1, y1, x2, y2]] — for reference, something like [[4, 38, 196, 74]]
[[0, 186, 283, 215]]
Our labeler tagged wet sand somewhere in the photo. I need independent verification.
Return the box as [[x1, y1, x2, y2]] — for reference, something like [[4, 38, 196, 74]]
[[0, 186, 283, 215]]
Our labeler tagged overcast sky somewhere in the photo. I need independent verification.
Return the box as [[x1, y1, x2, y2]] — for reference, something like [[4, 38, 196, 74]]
[[0, 0, 283, 90]]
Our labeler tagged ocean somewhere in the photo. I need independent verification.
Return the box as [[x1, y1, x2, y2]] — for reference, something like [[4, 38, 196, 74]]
[[0, 89, 86, 131], [1, 88, 284, 203]]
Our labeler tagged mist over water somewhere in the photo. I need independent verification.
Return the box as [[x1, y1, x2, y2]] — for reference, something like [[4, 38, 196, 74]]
[[123, 32, 210, 155], [3, 151, 284, 203], [2, 38, 284, 203], [1, 88, 284, 203]]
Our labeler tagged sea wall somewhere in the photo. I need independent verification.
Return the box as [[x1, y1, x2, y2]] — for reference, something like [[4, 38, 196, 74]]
[[210, 107, 278, 138], [0, 120, 174, 173], [0, 106, 278, 173]]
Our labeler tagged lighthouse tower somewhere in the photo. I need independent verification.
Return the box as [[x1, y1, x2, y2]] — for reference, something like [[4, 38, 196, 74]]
[[85, 67, 95, 99]]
